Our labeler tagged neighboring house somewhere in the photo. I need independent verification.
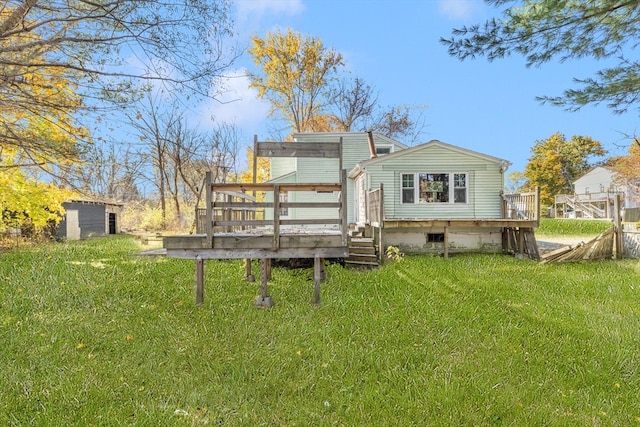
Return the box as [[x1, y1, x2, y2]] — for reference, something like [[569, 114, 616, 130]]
[[269, 132, 537, 256], [57, 199, 123, 240], [554, 166, 640, 219]]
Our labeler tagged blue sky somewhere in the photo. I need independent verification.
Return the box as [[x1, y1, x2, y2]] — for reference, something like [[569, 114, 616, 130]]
[[198, 0, 638, 174]]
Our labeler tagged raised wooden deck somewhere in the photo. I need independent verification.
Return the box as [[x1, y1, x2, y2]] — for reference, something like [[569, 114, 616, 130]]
[[164, 139, 349, 306]]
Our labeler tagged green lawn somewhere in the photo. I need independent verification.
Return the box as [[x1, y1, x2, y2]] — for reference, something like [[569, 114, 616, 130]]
[[537, 217, 614, 238], [2, 235, 640, 425]]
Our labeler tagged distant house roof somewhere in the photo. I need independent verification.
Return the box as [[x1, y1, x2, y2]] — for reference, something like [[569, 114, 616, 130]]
[[349, 139, 511, 178]]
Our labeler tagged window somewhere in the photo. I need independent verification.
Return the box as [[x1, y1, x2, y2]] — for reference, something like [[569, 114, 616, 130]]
[[376, 145, 393, 155], [402, 174, 415, 203], [454, 173, 467, 203], [427, 233, 445, 242], [278, 191, 288, 216], [402, 172, 467, 204]]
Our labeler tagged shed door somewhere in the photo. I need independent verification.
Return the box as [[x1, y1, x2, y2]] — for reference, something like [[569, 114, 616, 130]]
[[109, 213, 117, 234], [66, 210, 81, 240]]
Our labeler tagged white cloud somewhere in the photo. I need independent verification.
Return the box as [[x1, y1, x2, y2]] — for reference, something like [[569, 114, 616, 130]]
[[438, 0, 481, 20], [194, 68, 270, 132], [234, 0, 304, 21]]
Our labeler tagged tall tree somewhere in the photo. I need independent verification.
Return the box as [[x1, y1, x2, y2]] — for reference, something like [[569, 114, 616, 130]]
[[612, 138, 640, 186], [1, 0, 236, 178], [441, 0, 640, 114], [524, 132, 606, 205], [129, 95, 240, 227], [329, 77, 378, 132], [248, 28, 344, 132]]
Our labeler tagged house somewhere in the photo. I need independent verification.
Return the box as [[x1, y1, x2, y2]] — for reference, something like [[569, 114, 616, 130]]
[[57, 199, 123, 240], [268, 132, 406, 225], [269, 132, 538, 256], [554, 166, 640, 219]]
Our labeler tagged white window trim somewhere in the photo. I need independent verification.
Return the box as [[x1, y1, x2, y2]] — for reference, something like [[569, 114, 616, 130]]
[[401, 172, 468, 204], [375, 144, 394, 155]]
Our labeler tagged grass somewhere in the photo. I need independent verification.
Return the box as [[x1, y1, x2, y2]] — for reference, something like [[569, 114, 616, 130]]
[[2, 235, 640, 425], [537, 218, 614, 238]]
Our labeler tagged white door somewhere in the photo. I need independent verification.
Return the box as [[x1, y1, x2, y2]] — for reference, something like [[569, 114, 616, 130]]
[[66, 210, 81, 240]]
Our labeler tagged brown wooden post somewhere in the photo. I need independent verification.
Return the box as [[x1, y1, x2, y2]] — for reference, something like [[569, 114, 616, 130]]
[[534, 186, 540, 226], [195, 255, 204, 305], [256, 259, 273, 307], [340, 169, 348, 247], [443, 225, 449, 259], [313, 255, 322, 305], [614, 193, 623, 259], [517, 228, 525, 255], [205, 172, 213, 248], [273, 184, 281, 249], [378, 183, 384, 264], [245, 258, 254, 282]]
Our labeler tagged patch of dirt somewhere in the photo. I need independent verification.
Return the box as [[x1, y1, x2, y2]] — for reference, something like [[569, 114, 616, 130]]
[[536, 236, 593, 252]]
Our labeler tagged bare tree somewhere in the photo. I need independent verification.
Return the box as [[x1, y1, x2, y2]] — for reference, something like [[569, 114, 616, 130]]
[[130, 95, 240, 226], [1, 0, 238, 179], [330, 77, 378, 131], [69, 144, 145, 201]]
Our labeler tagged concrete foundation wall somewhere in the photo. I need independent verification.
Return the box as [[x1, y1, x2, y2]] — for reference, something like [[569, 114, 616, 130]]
[[383, 227, 503, 255]]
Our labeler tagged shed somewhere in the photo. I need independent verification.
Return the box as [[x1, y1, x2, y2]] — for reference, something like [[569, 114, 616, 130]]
[[57, 199, 123, 240]]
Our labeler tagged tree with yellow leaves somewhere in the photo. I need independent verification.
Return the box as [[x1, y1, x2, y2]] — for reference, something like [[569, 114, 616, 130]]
[[524, 133, 606, 206], [248, 29, 344, 133]]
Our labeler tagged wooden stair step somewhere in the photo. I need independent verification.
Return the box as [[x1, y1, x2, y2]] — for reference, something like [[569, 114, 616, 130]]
[[346, 253, 378, 263], [349, 246, 376, 255], [345, 259, 379, 267]]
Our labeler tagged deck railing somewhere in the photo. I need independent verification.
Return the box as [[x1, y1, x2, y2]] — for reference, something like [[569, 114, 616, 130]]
[[198, 171, 348, 249], [501, 188, 540, 221]]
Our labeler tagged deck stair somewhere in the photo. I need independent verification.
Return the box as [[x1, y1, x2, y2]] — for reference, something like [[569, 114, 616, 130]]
[[562, 196, 606, 219], [346, 237, 379, 267]]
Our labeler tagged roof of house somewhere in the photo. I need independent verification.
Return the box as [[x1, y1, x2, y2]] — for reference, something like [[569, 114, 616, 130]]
[[349, 139, 511, 178]]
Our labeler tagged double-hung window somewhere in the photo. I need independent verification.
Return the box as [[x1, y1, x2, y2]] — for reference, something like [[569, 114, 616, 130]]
[[401, 172, 467, 204]]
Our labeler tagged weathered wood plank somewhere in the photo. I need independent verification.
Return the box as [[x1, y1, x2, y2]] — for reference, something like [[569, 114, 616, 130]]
[[166, 247, 348, 260], [256, 141, 341, 158], [208, 183, 342, 193]]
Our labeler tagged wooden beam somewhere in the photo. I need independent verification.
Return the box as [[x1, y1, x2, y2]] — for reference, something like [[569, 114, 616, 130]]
[[167, 247, 349, 260], [209, 183, 342, 193], [256, 141, 341, 158]]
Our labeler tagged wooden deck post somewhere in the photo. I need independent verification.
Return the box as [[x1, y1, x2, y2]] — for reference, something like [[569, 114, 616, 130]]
[[245, 258, 255, 282], [255, 259, 273, 307], [195, 255, 204, 305], [313, 256, 322, 305], [205, 172, 213, 248], [443, 226, 449, 259], [614, 193, 623, 259], [517, 228, 525, 255]]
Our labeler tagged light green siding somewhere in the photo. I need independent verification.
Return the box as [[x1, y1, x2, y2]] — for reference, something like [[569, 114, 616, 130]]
[[267, 134, 509, 225], [291, 132, 406, 223], [270, 157, 296, 180], [358, 142, 507, 220]]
